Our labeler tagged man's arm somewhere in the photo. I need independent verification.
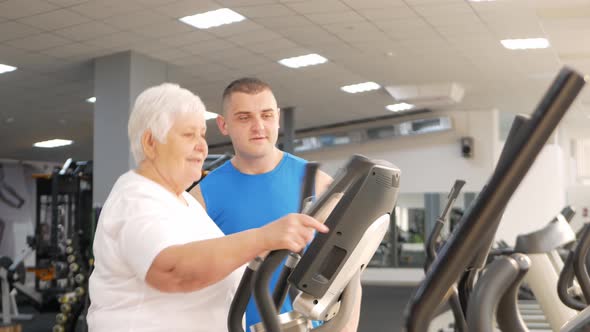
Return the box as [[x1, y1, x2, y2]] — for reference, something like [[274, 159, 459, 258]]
[[315, 169, 333, 197], [189, 184, 206, 209], [340, 281, 362, 332]]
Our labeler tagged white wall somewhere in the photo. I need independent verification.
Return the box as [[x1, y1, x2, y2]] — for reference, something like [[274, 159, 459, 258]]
[[558, 126, 590, 232], [495, 144, 568, 245], [557, 126, 578, 186], [567, 186, 590, 232], [299, 110, 499, 193], [396, 193, 424, 209]]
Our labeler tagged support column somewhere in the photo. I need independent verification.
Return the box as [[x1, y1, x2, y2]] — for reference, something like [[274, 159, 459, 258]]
[[93, 51, 168, 206], [281, 106, 296, 154]]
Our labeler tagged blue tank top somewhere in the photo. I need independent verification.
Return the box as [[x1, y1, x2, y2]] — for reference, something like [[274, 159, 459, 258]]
[[200, 152, 306, 329]]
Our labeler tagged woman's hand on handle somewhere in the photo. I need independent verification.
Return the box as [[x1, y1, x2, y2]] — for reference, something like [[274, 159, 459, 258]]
[[260, 213, 329, 253]]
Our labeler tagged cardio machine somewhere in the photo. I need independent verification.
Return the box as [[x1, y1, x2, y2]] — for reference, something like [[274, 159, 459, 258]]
[[404, 66, 586, 332], [228, 154, 402, 332]]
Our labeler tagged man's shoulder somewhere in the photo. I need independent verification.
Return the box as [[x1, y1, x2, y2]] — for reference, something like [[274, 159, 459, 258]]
[[283, 152, 308, 165]]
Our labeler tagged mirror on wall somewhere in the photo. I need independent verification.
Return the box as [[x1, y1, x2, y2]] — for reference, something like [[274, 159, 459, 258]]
[[368, 191, 477, 268]]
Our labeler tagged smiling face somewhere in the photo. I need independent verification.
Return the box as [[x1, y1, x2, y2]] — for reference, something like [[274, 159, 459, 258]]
[[148, 110, 208, 192], [217, 89, 280, 160]]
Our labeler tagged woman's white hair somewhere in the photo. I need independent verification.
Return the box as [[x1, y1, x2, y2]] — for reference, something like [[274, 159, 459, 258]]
[[128, 83, 206, 164]]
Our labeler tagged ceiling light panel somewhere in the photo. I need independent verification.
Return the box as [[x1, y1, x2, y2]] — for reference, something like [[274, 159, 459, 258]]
[[386, 103, 415, 112], [341, 82, 381, 94], [33, 139, 73, 148], [179, 8, 245, 30], [0, 64, 17, 74], [278, 53, 328, 68], [501, 38, 550, 50]]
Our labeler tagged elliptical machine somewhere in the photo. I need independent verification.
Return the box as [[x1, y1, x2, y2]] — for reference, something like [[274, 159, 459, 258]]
[[228, 155, 401, 332], [514, 206, 578, 330], [403, 66, 586, 332]]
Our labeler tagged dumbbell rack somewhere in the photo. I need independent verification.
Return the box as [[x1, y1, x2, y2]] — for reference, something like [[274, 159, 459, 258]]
[[32, 169, 93, 331]]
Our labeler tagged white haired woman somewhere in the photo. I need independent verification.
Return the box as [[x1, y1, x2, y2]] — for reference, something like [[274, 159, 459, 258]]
[[87, 83, 328, 332]]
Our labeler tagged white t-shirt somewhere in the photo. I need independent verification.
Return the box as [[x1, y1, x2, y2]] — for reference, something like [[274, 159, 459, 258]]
[[87, 170, 244, 332]]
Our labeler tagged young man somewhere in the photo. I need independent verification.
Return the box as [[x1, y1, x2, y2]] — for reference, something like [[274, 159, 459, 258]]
[[190, 77, 361, 331]]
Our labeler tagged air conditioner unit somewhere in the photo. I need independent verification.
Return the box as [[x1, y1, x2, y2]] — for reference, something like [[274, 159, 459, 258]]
[[385, 83, 465, 106]]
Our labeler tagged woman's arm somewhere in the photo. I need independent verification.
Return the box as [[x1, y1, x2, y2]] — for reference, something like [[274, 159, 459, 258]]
[[145, 214, 328, 293]]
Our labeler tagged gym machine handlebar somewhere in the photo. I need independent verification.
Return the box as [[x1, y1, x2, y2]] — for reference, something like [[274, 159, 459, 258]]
[[230, 155, 401, 332], [423, 179, 467, 332], [573, 224, 590, 303], [228, 257, 263, 332], [424, 179, 465, 269], [271, 163, 320, 311], [465, 253, 531, 332], [227, 162, 319, 332], [456, 113, 530, 314], [256, 155, 400, 332], [495, 254, 531, 332], [558, 249, 587, 311]]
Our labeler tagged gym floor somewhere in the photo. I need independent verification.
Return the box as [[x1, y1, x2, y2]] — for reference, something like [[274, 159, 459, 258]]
[[13, 286, 449, 331], [12, 304, 87, 332], [10, 286, 414, 331]]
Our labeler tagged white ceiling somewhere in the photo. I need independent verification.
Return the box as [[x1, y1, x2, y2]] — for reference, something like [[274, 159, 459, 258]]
[[0, 0, 589, 162]]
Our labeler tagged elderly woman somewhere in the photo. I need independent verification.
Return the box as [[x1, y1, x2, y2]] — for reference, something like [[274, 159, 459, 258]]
[[87, 83, 328, 332]]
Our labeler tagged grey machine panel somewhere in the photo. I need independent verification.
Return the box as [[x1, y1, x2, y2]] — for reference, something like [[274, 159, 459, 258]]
[[514, 206, 576, 254], [288, 154, 400, 298]]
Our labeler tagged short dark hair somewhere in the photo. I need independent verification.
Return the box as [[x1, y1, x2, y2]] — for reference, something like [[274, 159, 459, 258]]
[[221, 77, 272, 113]]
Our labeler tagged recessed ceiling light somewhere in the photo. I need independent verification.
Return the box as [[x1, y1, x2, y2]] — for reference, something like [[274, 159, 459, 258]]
[[205, 111, 218, 120], [501, 38, 549, 50], [179, 8, 245, 29], [341, 82, 381, 94], [386, 103, 414, 112], [278, 54, 328, 69], [0, 64, 17, 75], [86, 97, 96, 103], [33, 139, 73, 148]]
